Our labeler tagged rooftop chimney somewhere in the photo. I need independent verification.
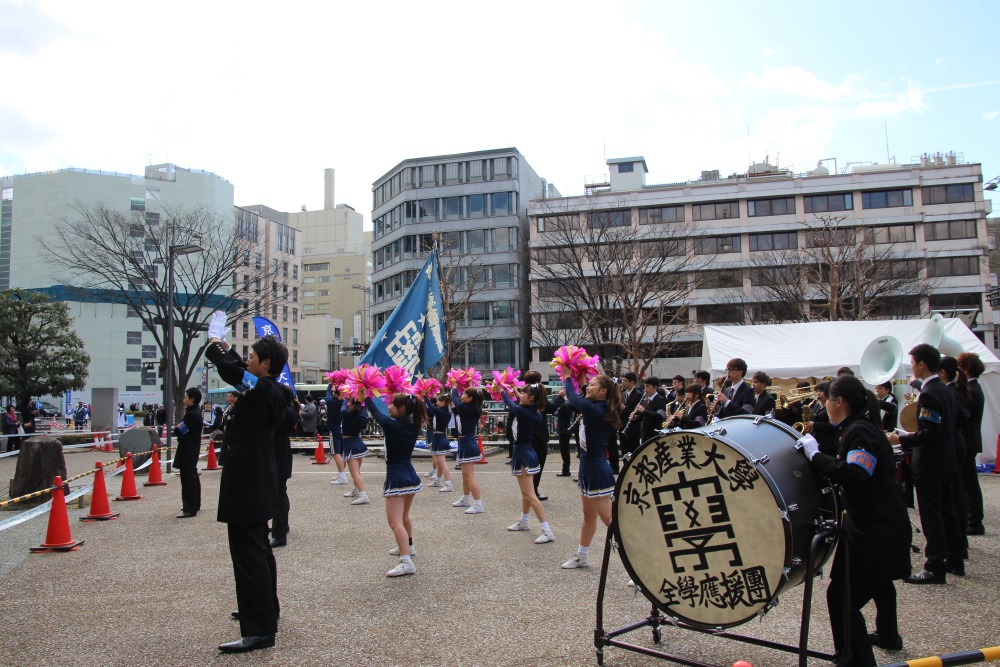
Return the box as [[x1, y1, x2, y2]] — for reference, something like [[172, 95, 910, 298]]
[[324, 168, 335, 210]]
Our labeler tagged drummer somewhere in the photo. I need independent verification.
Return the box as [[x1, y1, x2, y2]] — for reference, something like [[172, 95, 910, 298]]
[[797, 375, 911, 666]]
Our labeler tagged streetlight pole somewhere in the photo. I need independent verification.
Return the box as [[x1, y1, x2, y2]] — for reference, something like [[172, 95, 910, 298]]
[[351, 283, 371, 350]]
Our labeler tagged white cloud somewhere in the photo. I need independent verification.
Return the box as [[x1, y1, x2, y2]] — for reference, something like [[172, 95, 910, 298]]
[[853, 82, 929, 117], [740, 66, 860, 103], [761, 46, 775, 57], [985, 111, 1000, 121]]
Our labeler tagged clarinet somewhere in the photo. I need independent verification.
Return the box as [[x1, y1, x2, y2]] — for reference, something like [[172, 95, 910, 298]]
[[708, 380, 732, 422]]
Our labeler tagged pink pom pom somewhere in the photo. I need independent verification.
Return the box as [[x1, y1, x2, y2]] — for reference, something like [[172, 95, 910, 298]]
[[383, 366, 415, 395], [413, 377, 443, 399], [342, 364, 387, 402], [487, 368, 526, 401], [445, 367, 482, 392], [550, 345, 600, 390], [324, 369, 349, 387]]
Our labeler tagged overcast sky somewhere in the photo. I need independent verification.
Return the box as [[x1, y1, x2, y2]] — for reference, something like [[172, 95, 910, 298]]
[[2, 0, 998, 224]]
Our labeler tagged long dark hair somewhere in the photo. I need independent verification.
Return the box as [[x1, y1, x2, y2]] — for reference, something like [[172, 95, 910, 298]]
[[593, 375, 622, 428], [391, 393, 427, 431], [462, 387, 484, 411], [938, 356, 971, 403], [827, 375, 881, 430]]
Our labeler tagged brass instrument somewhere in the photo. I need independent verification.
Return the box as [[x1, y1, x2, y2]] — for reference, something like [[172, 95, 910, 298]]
[[668, 398, 688, 426], [792, 404, 813, 434]]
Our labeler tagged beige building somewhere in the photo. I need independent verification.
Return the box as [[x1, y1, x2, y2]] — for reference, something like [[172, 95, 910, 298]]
[[288, 169, 371, 370]]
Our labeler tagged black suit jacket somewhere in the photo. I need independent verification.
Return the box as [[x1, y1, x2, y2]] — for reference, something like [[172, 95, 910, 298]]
[[274, 384, 298, 481], [677, 400, 708, 429], [966, 379, 985, 454], [898, 376, 959, 478], [751, 391, 776, 416], [206, 341, 284, 525], [719, 381, 755, 418], [640, 393, 667, 444], [878, 395, 899, 432]]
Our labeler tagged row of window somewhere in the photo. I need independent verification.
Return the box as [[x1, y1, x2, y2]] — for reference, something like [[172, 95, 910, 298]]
[[373, 228, 518, 270], [373, 157, 518, 208], [374, 192, 518, 238], [537, 186, 977, 229], [373, 263, 518, 303]]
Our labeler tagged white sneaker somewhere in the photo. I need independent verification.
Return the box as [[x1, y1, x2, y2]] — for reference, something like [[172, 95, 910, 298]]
[[534, 527, 555, 544], [388, 545, 416, 556], [452, 497, 472, 508], [464, 504, 484, 514], [330, 476, 349, 485], [343, 488, 359, 498], [438, 483, 453, 492], [350, 493, 369, 505], [428, 479, 441, 488], [386, 559, 416, 577], [508, 519, 530, 532], [562, 553, 589, 569], [424, 469, 435, 478]]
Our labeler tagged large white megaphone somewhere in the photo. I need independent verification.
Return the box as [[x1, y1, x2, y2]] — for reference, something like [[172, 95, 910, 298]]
[[924, 313, 964, 357]]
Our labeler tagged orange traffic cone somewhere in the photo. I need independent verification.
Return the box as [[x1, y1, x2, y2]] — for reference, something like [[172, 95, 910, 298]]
[[92, 432, 102, 451], [81, 462, 120, 521], [204, 440, 220, 471], [31, 476, 84, 552], [144, 446, 167, 486], [104, 434, 114, 453], [50, 416, 58, 430], [992, 436, 1000, 474], [474, 434, 487, 465], [114, 452, 143, 501], [312, 435, 329, 465]]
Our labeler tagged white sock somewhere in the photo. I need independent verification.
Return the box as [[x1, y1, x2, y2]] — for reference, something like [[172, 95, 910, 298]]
[[578, 545, 590, 555], [462, 494, 471, 502], [339, 471, 347, 479], [520, 513, 531, 522], [540, 521, 550, 530], [444, 480, 452, 488], [473, 499, 483, 507], [400, 555, 412, 563]]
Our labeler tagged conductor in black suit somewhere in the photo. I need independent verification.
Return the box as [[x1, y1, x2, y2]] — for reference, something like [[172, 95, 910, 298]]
[[206, 312, 288, 654], [715, 358, 755, 418]]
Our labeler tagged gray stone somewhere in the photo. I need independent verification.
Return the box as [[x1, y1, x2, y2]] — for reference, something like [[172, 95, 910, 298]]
[[117, 428, 162, 470], [8, 437, 67, 499]]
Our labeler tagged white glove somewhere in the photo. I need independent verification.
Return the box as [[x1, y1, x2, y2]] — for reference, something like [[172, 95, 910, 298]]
[[797, 434, 820, 461], [207, 310, 228, 340]]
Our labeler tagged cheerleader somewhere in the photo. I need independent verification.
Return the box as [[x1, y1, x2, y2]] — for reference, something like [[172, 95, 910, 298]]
[[451, 387, 485, 514], [424, 393, 454, 492], [560, 375, 621, 568], [500, 384, 554, 544], [325, 384, 349, 486], [365, 394, 426, 577], [340, 398, 370, 505]]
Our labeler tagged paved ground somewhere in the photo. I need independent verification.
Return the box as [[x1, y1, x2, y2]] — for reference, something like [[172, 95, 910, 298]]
[[1, 446, 998, 667]]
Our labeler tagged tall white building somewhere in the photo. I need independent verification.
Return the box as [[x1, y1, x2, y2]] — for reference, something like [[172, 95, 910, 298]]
[[528, 153, 994, 379], [370, 148, 556, 371]]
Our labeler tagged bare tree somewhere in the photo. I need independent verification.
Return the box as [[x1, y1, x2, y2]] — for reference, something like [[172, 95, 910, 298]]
[[44, 203, 282, 418], [530, 199, 708, 377]]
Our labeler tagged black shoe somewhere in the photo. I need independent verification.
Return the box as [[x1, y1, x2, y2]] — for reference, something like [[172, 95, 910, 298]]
[[868, 631, 903, 650], [967, 524, 985, 536], [904, 569, 946, 585], [176, 512, 196, 519], [945, 562, 966, 577], [269, 537, 287, 548], [231, 611, 240, 620], [537, 495, 548, 501], [218, 635, 275, 653], [556, 472, 571, 477]]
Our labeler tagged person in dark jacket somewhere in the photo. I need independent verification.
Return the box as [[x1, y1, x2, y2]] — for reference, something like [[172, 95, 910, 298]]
[[633, 376, 667, 444], [799, 375, 911, 666], [618, 372, 643, 456], [874, 381, 899, 432], [524, 370, 556, 500], [956, 353, 986, 535], [667, 384, 707, 429], [269, 383, 299, 548], [2, 405, 20, 452], [173, 387, 204, 519], [206, 318, 288, 654], [555, 398, 579, 477]]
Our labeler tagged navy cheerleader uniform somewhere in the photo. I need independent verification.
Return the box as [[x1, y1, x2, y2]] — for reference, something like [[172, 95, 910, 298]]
[[341, 402, 369, 460], [563, 379, 616, 498], [324, 387, 344, 456], [425, 400, 452, 454], [452, 389, 483, 464], [500, 392, 543, 476], [365, 398, 422, 497]]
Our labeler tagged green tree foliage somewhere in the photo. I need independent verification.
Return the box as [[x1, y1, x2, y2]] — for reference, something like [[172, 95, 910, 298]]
[[0, 289, 90, 410]]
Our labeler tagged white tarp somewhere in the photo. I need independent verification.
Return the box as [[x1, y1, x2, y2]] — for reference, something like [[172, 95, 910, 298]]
[[701, 318, 999, 464]]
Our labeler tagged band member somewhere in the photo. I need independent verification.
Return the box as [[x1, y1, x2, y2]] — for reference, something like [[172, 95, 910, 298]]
[[956, 352, 986, 535], [874, 381, 898, 432], [715, 359, 754, 418], [451, 387, 485, 513], [555, 397, 579, 477], [618, 372, 643, 456], [559, 375, 621, 569], [668, 384, 707, 429], [888, 344, 964, 584], [525, 370, 557, 500], [500, 383, 555, 544], [665, 375, 685, 405], [693, 370, 711, 392], [173, 387, 204, 519], [937, 356, 970, 568], [424, 393, 454, 492], [632, 376, 667, 444], [808, 381, 838, 454], [206, 323, 287, 654], [748, 371, 776, 415], [341, 399, 371, 505], [798, 375, 911, 666]]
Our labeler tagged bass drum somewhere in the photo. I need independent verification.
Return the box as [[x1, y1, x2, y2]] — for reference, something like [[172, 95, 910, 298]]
[[613, 415, 840, 629]]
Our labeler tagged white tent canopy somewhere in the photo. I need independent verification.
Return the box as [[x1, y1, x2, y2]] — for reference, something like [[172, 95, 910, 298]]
[[701, 318, 999, 463]]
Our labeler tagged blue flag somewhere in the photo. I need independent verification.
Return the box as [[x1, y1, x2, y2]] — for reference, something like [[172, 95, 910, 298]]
[[252, 316, 296, 391], [360, 251, 447, 375]]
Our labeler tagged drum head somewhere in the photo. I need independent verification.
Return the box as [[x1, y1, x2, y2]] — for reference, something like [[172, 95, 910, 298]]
[[614, 429, 788, 628]]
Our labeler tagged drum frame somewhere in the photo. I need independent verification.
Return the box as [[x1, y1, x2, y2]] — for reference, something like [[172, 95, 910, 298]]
[[594, 417, 850, 667]]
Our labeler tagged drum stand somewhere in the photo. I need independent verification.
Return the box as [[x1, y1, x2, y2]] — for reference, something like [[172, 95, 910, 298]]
[[594, 519, 843, 667]]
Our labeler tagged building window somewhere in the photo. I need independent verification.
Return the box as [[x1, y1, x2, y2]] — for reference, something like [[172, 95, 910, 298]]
[[493, 264, 514, 287], [493, 227, 514, 250], [130, 197, 145, 211], [697, 304, 744, 324], [929, 292, 982, 311], [255, 253, 262, 268], [494, 339, 516, 365], [141, 344, 157, 359], [293, 329, 299, 344], [696, 271, 743, 289], [318, 275, 330, 283], [639, 205, 684, 224], [492, 301, 515, 322], [319, 303, 330, 310], [749, 232, 797, 251], [467, 229, 486, 251], [467, 194, 485, 217], [304, 304, 316, 311], [292, 350, 298, 365], [925, 220, 977, 241], [144, 211, 160, 225], [868, 225, 915, 244], [125, 358, 142, 372], [283, 262, 288, 278], [293, 264, 299, 280], [242, 321, 249, 337], [318, 289, 329, 296], [694, 235, 741, 254], [293, 308, 298, 323], [927, 256, 978, 277], [292, 287, 298, 302], [469, 340, 490, 365], [922, 184, 974, 205], [126, 306, 139, 318], [692, 201, 739, 221], [861, 189, 913, 209], [126, 331, 142, 344], [617, 163, 634, 173], [537, 214, 577, 232], [443, 196, 462, 219], [303, 262, 329, 273], [491, 192, 513, 216], [588, 209, 630, 228], [804, 193, 854, 213], [747, 197, 795, 217], [282, 327, 288, 340], [638, 239, 685, 259], [243, 345, 249, 359], [271, 304, 278, 318], [419, 199, 437, 221]]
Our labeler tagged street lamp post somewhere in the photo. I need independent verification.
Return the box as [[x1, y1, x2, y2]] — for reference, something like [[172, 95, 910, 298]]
[[163, 242, 204, 472], [351, 283, 371, 352]]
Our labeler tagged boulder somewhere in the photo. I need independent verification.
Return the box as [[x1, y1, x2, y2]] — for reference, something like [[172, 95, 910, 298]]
[[9, 437, 68, 499], [118, 428, 162, 470]]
